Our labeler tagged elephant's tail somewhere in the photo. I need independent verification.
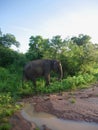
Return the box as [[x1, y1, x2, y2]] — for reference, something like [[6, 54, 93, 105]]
[[22, 70, 25, 88]]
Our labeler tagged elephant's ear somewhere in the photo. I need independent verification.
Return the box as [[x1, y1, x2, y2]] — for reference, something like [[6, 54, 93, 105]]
[[50, 60, 56, 70], [54, 60, 62, 70], [54, 60, 60, 65]]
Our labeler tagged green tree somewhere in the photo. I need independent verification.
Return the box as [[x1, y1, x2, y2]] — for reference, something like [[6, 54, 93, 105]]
[[26, 35, 49, 60], [0, 29, 23, 68], [0, 33, 20, 48], [26, 34, 98, 77], [58, 39, 83, 76], [0, 46, 16, 67], [43, 35, 67, 59], [71, 34, 91, 46], [0, 45, 27, 72], [71, 34, 97, 74]]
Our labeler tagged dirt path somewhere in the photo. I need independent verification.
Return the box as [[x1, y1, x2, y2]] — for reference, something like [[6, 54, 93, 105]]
[[10, 84, 98, 130]]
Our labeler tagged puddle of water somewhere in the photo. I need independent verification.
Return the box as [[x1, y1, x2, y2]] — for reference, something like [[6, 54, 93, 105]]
[[21, 103, 98, 130]]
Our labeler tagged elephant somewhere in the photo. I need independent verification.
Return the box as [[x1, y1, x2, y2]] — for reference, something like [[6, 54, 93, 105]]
[[23, 59, 63, 87]]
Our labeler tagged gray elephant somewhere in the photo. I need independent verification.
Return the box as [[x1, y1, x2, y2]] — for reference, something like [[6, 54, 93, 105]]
[[23, 59, 63, 87]]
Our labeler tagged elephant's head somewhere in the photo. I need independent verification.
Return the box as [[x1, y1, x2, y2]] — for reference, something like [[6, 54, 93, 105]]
[[52, 60, 63, 80]]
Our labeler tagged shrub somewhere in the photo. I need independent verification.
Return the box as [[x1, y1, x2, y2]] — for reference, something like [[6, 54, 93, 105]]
[[0, 93, 21, 129], [0, 123, 11, 130], [0, 67, 21, 94]]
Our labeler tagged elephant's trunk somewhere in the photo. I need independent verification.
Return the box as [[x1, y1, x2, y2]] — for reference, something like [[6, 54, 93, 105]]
[[58, 65, 63, 80]]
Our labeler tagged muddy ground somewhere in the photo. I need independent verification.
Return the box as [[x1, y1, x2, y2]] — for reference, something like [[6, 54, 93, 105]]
[[10, 84, 98, 130]]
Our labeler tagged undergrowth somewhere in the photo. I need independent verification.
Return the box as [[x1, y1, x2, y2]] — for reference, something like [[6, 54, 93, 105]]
[[0, 92, 21, 130], [20, 73, 96, 96], [0, 66, 98, 129]]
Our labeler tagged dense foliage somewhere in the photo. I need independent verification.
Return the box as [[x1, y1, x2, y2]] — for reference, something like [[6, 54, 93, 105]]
[[0, 29, 98, 129]]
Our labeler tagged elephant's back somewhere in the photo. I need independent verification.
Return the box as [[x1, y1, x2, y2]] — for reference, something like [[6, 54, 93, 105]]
[[24, 60, 44, 77]]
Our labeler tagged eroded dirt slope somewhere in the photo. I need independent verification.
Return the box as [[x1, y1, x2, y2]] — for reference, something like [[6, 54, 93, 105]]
[[10, 84, 98, 130]]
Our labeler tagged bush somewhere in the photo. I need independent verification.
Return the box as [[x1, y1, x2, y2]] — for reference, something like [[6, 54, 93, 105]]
[[19, 73, 96, 95], [0, 93, 21, 129], [0, 123, 11, 130], [0, 67, 21, 94]]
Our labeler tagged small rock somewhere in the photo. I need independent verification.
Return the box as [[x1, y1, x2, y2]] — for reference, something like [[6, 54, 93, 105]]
[[44, 96, 50, 101]]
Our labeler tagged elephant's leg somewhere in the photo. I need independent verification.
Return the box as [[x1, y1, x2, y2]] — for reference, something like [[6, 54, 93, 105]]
[[22, 76, 28, 88], [32, 78, 37, 93], [32, 78, 36, 87], [45, 74, 50, 86]]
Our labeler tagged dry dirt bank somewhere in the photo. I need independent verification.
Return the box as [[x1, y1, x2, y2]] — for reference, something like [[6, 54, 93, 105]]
[[10, 84, 98, 130]]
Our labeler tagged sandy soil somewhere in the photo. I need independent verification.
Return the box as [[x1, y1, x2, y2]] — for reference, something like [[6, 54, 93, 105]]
[[10, 84, 98, 130]]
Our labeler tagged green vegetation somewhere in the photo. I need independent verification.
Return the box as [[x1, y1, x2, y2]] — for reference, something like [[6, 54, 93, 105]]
[[69, 98, 76, 104], [0, 93, 21, 130], [0, 29, 98, 129]]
